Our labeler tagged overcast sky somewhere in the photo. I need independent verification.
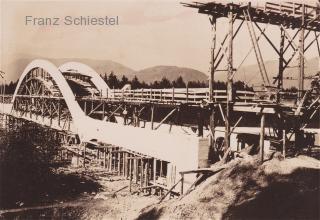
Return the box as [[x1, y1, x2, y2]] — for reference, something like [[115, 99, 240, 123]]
[[0, 0, 318, 82]]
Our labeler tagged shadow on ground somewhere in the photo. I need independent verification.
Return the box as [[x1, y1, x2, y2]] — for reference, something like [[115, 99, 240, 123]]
[[0, 127, 101, 210], [136, 156, 320, 220]]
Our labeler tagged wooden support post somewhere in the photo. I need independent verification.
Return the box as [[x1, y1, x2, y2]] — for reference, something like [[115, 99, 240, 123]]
[[83, 143, 86, 167], [198, 108, 204, 137], [160, 160, 163, 177], [283, 129, 286, 159], [186, 84, 189, 103], [140, 159, 144, 189], [172, 87, 175, 102], [153, 158, 157, 183], [180, 173, 184, 196], [123, 152, 126, 177], [277, 28, 285, 102], [298, 4, 305, 100], [118, 152, 121, 175], [260, 114, 265, 163], [102, 102, 105, 120], [129, 158, 132, 192], [144, 161, 148, 192], [135, 159, 138, 184], [109, 150, 113, 171], [104, 148, 107, 168], [151, 105, 154, 130], [225, 8, 233, 151]]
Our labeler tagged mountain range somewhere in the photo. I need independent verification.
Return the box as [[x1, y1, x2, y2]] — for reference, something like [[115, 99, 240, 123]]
[[4, 54, 319, 88]]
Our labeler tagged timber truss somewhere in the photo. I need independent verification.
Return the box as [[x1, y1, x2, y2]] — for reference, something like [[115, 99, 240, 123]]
[[182, 1, 320, 152]]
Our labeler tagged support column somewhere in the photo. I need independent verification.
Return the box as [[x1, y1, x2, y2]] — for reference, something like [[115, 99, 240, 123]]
[[298, 4, 305, 100], [260, 114, 265, 163], [209, 16, 217, 160], [225, 9, 233, 151], [151, 105, 154, 130], [277, 28, 285, 102], [282, 129, 286, 159]]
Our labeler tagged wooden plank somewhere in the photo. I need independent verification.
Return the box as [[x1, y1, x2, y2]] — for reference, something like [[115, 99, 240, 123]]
[[158, 178, 183, 203]]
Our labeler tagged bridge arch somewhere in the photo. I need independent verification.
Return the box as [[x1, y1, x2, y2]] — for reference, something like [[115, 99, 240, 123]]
[[59, 62, 111, 96], [12, 59, 86, 127]]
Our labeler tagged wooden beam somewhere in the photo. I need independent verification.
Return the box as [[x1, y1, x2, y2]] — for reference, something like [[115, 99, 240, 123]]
[[158, 178, 182, 203], [154, 108, 177, 130], [260, 114, 265, 163]]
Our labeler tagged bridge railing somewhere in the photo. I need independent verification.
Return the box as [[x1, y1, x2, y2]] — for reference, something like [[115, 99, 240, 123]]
[[1, 89, 256, 105], [110, 88, 256, 104]]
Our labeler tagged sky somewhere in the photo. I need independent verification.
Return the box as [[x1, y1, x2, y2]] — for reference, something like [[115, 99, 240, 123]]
[[0, 0, 319, 82]]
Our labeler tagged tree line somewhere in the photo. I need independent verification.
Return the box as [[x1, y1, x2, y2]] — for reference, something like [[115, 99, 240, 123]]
[[1, 72, 256, 94], [103, 72, 254, 91]]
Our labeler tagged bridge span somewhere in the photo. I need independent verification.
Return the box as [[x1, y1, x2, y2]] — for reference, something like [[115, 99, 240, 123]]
[[0, 59, 319, 194]]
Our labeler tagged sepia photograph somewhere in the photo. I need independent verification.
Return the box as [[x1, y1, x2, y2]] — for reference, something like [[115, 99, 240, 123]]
[[0, 0, 319, 219]]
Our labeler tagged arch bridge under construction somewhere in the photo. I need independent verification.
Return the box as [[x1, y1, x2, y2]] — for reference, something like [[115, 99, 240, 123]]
[[0, 1, 319, 197]]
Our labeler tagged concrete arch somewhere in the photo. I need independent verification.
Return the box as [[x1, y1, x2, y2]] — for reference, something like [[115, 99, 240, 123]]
[[12, 59, 86, 126], [58, 62, 111, 96]]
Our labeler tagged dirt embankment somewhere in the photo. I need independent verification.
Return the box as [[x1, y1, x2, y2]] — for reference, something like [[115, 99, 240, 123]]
[[137, 155, 320, 220]]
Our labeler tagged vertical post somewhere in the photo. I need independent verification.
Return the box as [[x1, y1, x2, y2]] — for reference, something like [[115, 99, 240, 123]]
[[118, 152, 121, 175], [160, 160, 163, 177], [277, 28, 285, 103], [260, 114, 265, 163], [83, 143, 86, 168], [151, 105, 154, 130], [129, 158, 132, 192], [186, 84, 189, 103], [104, 148, 107, 168], [282, 129, 286, 159], [298, 4, 305, 100], [102, 102, 105, 120], [225, 8, 233, 151], [123, 152, 127, 177], [140, 159, 144, 188], [58, 100, 61, 126], [109, 150, 112, 171], [153, 158, 157, 183], [172, 87, 175, 102], [180, 173, 184, 196], [198, 108, 204, 137], [135, 158, 138, 183], [209, 16, 216, 102], [144, 161, 148, 191]]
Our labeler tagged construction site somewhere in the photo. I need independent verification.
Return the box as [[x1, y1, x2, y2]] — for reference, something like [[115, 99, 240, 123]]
[[0, 1, 319, 219]]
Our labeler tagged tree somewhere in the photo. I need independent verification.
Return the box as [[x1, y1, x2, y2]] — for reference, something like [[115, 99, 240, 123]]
[[131, 76, 141, 89], [172, 76, 186, 88], [150, 80, 160, 89], [107, 71, 120, 89], [159, 77, 172, 88], [119, 75, 129, 88]]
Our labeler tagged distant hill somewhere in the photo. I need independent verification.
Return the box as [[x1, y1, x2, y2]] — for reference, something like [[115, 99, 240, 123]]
[[133, 65, 208, 83], [6, 56, 208, 84], [6, 55, 135, 82], [5, 54, 318, 89], [215, 57, 319, 88]]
